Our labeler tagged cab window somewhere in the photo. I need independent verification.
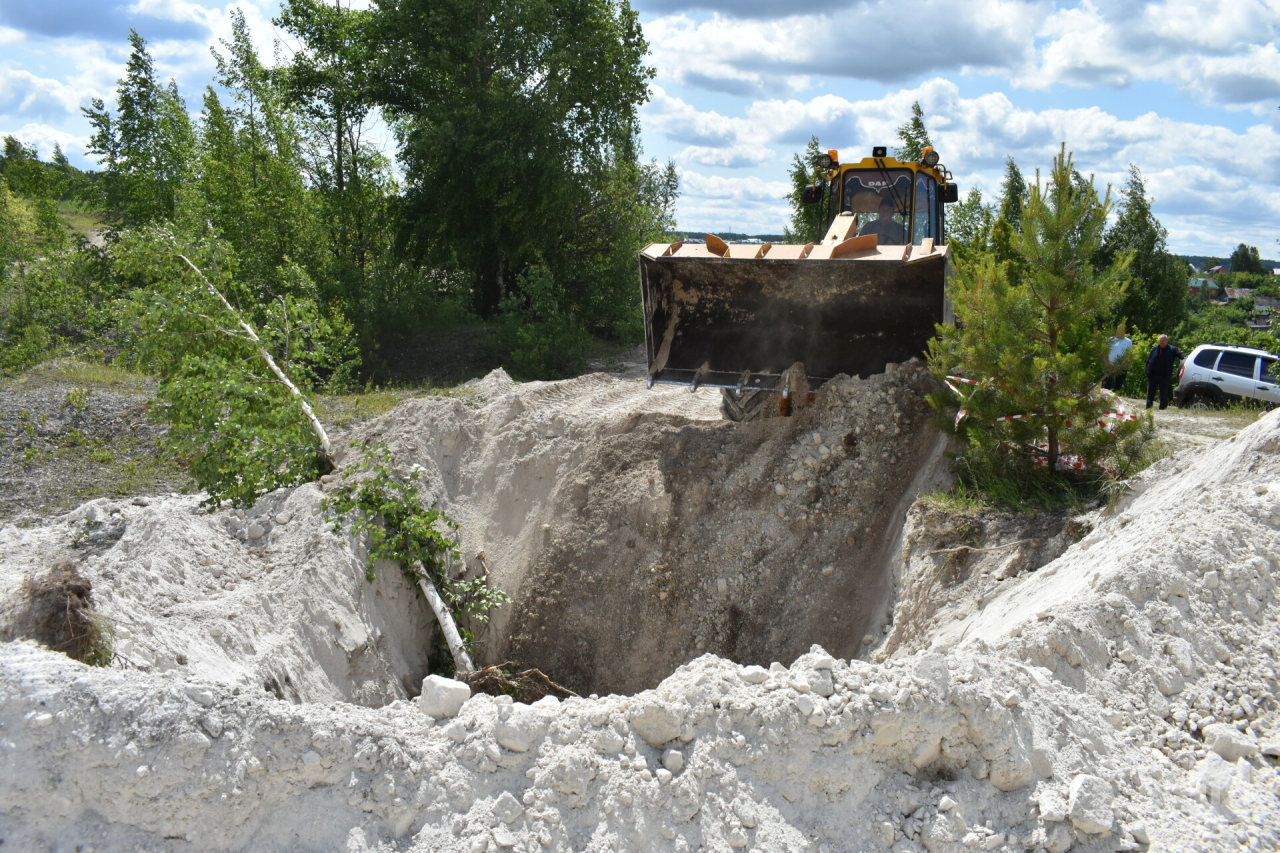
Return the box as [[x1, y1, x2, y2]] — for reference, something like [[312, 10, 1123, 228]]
[[1262, 357, 1278, 384], [913, 174, 937, 245], [1217, 351, 1258, 379], [840, 169, 912, 245]]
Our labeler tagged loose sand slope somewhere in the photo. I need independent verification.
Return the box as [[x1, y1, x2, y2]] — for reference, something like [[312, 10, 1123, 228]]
[[0, 372, 1278, 852]]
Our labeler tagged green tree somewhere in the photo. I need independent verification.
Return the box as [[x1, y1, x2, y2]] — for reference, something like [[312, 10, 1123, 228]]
[[783, 136, 825, 244], [893, 101, 932, 162], [372, 0, 655, 321], [997, 156, 1027, 231], [928, 145, 1145, 489], [83, 31, 194, 224], [1229, 243, 1267, 275], [188, 10, 323, 300], [276, 0, 387, 281], [946, 187, 992, 258], [114, 226, 358, 508], [1098, 164, 1187, 334]]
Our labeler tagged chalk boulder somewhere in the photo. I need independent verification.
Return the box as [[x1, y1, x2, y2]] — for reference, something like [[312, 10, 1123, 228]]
[[418, 675, 471, 719]]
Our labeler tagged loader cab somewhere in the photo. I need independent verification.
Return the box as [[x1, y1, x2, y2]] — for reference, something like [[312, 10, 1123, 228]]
[[819, 151, 954, 246]]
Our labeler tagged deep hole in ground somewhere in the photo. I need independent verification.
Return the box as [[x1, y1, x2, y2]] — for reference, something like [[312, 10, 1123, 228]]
[[340, 361, 951, 696]]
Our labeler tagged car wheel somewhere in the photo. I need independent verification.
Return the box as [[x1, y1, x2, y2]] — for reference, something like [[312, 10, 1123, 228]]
[[1184, 394, 1214, 410]]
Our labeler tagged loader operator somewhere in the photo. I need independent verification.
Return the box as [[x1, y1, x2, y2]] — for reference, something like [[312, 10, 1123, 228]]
[[858, 195, 908, 245]]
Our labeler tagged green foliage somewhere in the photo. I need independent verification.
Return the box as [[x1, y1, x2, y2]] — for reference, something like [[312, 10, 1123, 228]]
[[114, 226, 358, 507], [784, 136, 826, 244], [325, 446, 510, 657], [997, 156, 1027, 232], [83, 31, 194, 225], [946, 187, 993, 259], [375, 0, 655, 323], [1098, 165, 1187, 334], [1229, 243, 1268, 276], [893, 101, 933, 162], [929, 144, 1150, 499], [499, 260, 592, 379]]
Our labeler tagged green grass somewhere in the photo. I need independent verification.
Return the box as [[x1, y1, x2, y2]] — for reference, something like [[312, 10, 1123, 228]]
[[56, 202, 106, 239], [317, 382, 475, 429], [0, 358, 149, 392]]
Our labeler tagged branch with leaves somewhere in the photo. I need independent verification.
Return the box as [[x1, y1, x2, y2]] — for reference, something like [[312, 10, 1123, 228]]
[[325, 446, 509, 676]]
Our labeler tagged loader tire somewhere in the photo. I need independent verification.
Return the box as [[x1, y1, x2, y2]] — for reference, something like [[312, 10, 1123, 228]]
[[720, 387, 775, 423]]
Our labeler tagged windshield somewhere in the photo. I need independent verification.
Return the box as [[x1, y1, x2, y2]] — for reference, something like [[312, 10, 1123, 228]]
[[840, 169, 912, 245]]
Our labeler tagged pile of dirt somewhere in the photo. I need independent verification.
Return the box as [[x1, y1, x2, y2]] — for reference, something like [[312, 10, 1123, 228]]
[[1, 367, 1279, 852]]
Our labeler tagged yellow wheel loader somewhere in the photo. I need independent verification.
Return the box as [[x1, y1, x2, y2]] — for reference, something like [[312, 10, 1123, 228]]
[[639, 146, 958, 421]]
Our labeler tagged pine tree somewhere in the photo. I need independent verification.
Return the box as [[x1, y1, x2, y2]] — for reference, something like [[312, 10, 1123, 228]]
[[997, 156, 1026, 231], [1097, 164, 1186, 334], [893, 101, 932, 162], [928, 145, 1147, 487]]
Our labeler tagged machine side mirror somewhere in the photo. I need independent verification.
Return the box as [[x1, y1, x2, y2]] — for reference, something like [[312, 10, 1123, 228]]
[[801, 185, 823, 205], [940, 183, 959, 204]]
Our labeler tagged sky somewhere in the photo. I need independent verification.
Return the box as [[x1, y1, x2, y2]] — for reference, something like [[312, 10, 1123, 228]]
[[1, 0, 1278, 258]]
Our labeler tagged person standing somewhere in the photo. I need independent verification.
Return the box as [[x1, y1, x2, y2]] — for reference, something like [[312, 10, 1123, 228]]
[[1145, 334, 1184, 410], [1103, 324, 1133, 391]]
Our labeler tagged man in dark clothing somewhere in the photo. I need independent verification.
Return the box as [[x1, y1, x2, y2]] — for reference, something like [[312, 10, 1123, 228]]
[[1145, 334, 1184, 410]]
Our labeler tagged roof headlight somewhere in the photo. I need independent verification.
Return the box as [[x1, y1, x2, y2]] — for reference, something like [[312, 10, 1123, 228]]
[[921, 147, 940, 167]]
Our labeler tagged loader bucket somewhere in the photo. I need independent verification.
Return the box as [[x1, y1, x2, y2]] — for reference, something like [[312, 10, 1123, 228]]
[[639, 241, 951, 395]]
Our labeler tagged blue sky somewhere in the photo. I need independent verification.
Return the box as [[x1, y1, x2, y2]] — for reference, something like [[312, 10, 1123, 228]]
[[1, 0, 1278, 257]]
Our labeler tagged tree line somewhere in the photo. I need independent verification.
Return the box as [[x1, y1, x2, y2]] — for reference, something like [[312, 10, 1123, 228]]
[[0, 0, 677, 383]]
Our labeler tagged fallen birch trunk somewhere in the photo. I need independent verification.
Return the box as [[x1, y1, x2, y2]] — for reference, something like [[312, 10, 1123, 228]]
[[175, 253, 334, 473], [415, 562, 474, 674]]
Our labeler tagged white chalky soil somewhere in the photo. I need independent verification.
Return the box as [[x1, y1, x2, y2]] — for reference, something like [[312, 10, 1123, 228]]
[[1, 368, 1278, 852]]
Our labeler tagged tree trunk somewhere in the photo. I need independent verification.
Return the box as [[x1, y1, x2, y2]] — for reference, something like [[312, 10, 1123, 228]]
[[1047, 425, 1059, 472], [415, 565, 475, 675]]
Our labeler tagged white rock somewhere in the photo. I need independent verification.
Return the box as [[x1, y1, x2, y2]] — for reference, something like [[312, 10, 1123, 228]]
[[1037, 788, 1067, 822], [1196, 753, 1236, 804], [788, 673, 812, 693], [495, 704, 547, 753], [1067, 774, 1114, 835], [492, 791, 523, 824], [1204, 571, 1220, 589], [1200, 723, 1259, 762], [727, 827, 748, 848], [810, 670, 834, 698], [184, 686, 215, 708], [417, 675, 471, 719], [492, 826, 517, 847], [662, 748, 684, 773], [1105, 593, 1128, 609], [1165, 637, 1197, 678], [593, 728, 625, 753], [1260, 739, 1280, 758], [247, 523, 265, 540], [810, 653, 835, 670], [795, 694, 815, 717], [628, 700, 683, 747], [739, 665, 769, 684], [1128, 822, 1150, 845], [302, 751, 321, 766], [273, 513, 291, 525], [937, 796, 957, 813]]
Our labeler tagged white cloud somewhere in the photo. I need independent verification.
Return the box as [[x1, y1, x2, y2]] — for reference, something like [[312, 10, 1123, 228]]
[[0, 66, 87, 119], [0, 122, 90, 161], [641, 1, 1280, 113], [0, 27, 24, 45]]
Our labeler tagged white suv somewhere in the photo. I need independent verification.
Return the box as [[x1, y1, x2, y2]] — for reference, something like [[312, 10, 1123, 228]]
[[1174, 344, 1280, 409]]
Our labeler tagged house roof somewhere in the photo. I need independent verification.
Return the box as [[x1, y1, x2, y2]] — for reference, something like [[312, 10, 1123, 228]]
[[1225, 288, 1253, 300], [1255, 296, 1280, 311]]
